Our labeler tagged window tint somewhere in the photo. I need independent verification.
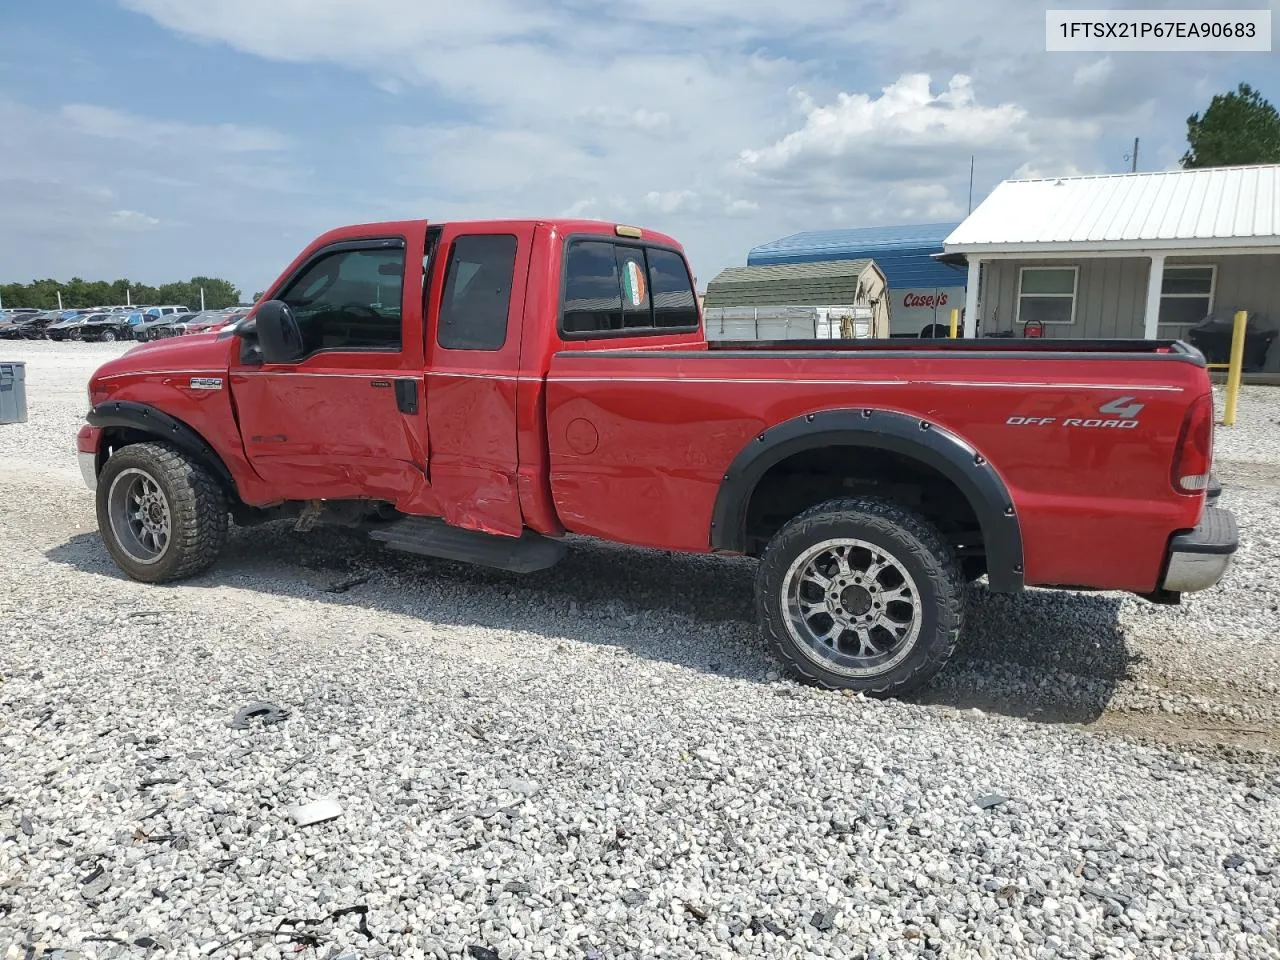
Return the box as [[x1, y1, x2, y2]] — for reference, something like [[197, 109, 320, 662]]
[[646, 247, 698, 328], [437, 235, 518, 350], [280, 245, 404, 353], [563, 241, 623, 333], [561, 239, 698, 336]]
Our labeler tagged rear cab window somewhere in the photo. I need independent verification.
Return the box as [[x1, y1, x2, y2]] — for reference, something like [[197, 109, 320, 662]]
[[559, 236, 700, 339], [436, 234, 518, 351]]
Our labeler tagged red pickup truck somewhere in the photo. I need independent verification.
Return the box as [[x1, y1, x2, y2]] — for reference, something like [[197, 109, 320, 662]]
[[77, 218, 1237, 696]]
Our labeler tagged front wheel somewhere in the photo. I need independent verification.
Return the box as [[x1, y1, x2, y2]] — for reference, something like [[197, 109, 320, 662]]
[[756, 497, 965, 697], [96, 442, 229, 583], [100, 329, 117, 342]]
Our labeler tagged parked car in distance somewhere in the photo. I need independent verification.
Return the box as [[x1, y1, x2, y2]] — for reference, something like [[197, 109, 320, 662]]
[[171, 309, 246, 336], [0, 309, 38, 336], [80, 310, 146, 342], [0, 310, 63, 340], [132, 314, 185, 341], [45, 311, 101, 341], [144, 305, 192, 320]]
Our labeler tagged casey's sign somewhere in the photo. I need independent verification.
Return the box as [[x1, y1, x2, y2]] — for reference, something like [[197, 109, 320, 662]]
[[903, 291, 948, 309]]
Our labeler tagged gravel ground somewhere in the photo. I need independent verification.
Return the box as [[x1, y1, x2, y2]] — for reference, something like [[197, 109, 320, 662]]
[[1, 340, 1279, 960]]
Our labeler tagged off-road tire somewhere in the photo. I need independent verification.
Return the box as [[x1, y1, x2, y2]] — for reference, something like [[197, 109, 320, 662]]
[[756, 496, 965, 697], [96, 441, 229, 583]]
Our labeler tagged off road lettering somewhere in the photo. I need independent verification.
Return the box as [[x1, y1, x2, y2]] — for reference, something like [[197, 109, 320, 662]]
[[1063, 418, 1139, 429]]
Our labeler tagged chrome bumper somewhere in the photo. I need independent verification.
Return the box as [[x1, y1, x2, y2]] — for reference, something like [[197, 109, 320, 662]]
[[79, 451, 97, 491], [1161, 505, 1237, 593]]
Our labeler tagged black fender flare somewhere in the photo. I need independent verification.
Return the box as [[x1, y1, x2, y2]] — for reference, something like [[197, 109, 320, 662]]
[[709, 407, 1024, 592], [86, 400, 238, 495]]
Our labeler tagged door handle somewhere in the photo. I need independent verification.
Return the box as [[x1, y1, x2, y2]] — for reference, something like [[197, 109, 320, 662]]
[[394, 378, 419, 414]]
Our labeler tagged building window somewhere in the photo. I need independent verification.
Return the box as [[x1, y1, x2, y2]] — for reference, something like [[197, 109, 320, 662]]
[[1016, 266, 1077, 325], [1159, 265, 1215, 327]]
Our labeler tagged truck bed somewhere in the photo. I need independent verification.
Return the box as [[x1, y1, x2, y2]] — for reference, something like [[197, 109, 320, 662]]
[[543, 340, 1211, 593]]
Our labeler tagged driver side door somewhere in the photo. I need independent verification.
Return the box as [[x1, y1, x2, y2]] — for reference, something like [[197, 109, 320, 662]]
[[229, 235, 430, 506]]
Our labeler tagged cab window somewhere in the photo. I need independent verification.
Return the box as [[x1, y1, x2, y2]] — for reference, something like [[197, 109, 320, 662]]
[[436, 234, 518, 351], [279, 245, 405, 352], [560, 238, 698, 337]]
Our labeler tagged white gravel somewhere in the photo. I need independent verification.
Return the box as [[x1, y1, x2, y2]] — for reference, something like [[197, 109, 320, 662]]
[[2, 340, 1279, 960]]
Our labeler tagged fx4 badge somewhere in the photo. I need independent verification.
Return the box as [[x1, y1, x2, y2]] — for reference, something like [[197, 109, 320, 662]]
[[1007, 396, 1145, 429]]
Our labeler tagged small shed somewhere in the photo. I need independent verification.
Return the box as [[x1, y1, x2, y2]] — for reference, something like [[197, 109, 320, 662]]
[[747, 222, 965, 336], [940, 163, 1280, 371], [703, 259, 890, 337]]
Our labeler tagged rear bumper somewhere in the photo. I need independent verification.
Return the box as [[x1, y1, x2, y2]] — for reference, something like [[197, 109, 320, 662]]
[[1161, 504, 1237, 593]]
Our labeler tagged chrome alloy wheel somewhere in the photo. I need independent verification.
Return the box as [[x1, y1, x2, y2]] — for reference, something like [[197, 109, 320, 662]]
[[106, 468, 172, 564], [780, 538, 923, 678]]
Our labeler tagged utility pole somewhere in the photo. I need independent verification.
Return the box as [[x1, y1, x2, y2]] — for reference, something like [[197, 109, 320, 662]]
[[200, 287, 205, 311], [1125, 137, 1139, 172], [57, 290, 63, 310], [968, 155, 975, 214]]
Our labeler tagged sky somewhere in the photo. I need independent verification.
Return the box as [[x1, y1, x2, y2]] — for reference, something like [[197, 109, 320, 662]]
[[1, 0, 1278, 298]]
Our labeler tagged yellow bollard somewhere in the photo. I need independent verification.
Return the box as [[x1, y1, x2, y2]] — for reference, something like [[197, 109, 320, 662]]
[[1223, 309, 1247, 426], [949, 307, 959, 338]]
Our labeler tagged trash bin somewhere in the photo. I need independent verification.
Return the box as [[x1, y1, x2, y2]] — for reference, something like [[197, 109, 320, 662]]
[[0, 361, 27, 424], [1186, 317, 1278, 372]]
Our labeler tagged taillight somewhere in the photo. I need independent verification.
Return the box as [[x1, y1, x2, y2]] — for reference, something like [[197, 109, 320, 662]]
[[1172, 393, 1214, 494]]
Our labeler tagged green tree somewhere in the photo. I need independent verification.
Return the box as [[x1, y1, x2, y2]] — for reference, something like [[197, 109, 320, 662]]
[[1182, 82, 1280, 168], [0, 275, 243, 310], [187, 276, 241, 309]]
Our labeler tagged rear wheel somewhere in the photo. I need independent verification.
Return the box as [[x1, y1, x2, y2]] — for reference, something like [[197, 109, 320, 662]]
[[96, 442, 229, 583], [100, 329, 117, 342], [756, 497, 964, 697]]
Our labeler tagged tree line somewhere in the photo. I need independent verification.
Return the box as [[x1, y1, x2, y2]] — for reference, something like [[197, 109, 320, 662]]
[[0, 276, 242, 311]]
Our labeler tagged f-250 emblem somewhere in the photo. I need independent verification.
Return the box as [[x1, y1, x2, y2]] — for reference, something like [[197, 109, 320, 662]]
[[1007, 395, 1145, 430]]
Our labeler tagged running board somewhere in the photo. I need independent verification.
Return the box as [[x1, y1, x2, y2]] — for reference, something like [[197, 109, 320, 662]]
[[368, 517, 565, 573]]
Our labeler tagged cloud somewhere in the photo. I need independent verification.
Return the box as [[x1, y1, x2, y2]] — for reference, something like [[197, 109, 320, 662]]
[[109, 209, 162, 228], [60, 104, 290, 152], [738, 75, 1030, 175], [4, 0, 1268, 298], [731, 72, 1098, 222], [1073, 57, 1114, 90], [1011, 160, 1093, 180], [0, 98, 313, 293], [643, 190, 701, 215], [579, 106, 674, 133]]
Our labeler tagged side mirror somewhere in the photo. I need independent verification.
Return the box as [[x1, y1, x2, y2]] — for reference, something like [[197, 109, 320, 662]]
[[253, 300, 305, 363]]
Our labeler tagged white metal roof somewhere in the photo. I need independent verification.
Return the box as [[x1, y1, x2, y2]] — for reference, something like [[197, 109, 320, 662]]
[[944, 163, 1280, 255]]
